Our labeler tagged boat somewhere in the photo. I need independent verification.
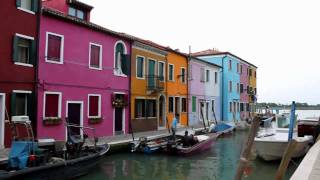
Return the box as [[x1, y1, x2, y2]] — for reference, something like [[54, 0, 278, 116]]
[[0, 116, 109, 180], [210, 122, 235, 135], [166, 133, 219, 156], [297, 117, 320, 140], [130, 136, 170, 154], [254, 113, 313, 161]]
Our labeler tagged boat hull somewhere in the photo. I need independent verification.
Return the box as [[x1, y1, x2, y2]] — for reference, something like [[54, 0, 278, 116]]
[[254, 140, 311, 161], [176, 134, 218, 156], [0, 144, 109, 180]]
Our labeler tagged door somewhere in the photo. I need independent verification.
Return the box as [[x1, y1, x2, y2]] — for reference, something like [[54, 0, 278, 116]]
[[175, 97, 180, 124], [158, 95, 166, 128], [233, 102, 237, 121], [67, 103, 82, 137], [0, 94, 5, 149], [148, 60, 156, 89], [114, 94, 124, 134]]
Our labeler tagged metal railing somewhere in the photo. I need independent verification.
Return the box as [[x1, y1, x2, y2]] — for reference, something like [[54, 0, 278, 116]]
[[146, 75, 164, 91]]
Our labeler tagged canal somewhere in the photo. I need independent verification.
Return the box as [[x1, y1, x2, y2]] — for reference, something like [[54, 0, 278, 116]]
[[80, 131, 300, 180]]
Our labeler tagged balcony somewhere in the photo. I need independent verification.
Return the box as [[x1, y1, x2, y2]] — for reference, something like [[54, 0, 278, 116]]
[[146, 75, 164, 92]]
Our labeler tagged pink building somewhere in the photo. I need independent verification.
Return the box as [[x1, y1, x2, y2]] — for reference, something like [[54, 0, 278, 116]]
[[240, 63, 250, 120], [37, 1, 132, 141]]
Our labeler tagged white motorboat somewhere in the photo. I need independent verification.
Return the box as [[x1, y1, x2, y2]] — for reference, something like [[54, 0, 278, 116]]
[[254, 114, 314, 161]]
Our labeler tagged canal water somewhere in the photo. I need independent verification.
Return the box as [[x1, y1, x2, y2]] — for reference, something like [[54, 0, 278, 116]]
[[80, 131, 300, 180]]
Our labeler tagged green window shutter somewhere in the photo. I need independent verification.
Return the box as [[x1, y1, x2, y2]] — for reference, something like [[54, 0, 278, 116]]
[[192, 96, 196, 112], [12, 36, 19, 62], [27, 93, 35, 121], [31, 0, 38, 12], [16, 0, 21, 7], [121, 54, 130, 76], [30, 40, 36, 66], [11, 93, 17, 117]]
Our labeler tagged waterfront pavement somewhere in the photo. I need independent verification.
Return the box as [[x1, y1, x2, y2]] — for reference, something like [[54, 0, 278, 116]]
[[291, 140, 320, 180]]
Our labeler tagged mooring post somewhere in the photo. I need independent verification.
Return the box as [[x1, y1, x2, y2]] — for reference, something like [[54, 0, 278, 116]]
[[234, 115, 261, 180], [275, 139, 298, 180]]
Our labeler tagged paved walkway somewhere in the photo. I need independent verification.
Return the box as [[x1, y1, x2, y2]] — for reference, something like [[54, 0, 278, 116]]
[[291, 140, 320, 180]]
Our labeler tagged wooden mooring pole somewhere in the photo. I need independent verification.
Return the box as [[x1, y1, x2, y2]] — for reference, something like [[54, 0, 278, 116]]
[[234, 115, 261, 180], [275, 139, 298, 180]]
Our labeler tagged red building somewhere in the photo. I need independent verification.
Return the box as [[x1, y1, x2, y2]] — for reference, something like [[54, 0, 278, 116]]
[[0, 0, 39, 148]]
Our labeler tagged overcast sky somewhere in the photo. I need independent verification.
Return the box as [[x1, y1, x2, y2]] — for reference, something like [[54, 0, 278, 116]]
[[81, 0, 320, 105]]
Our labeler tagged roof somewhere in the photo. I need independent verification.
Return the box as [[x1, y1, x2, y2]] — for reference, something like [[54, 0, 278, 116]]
[[42, 7, 134, 41], [191, 49, 257, 68], [190, 56, 222, 68], [68, 0, 93, 11]]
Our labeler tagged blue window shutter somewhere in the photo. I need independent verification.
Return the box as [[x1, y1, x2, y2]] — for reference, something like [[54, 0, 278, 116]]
[[12, 36, 19, 62], [30, 40, 36, 66], [121, 54, 130, 76], [32, 0, 38, 12], [11, 93, 16, 117], [16, 0, 21, 7]]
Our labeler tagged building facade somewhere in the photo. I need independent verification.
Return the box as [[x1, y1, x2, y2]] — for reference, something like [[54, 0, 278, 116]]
[[240, 62, 250, 120], [130, 41, 168, 132], [0, 0, 39, 148], [249, 66, 257, 115], [166, 50, 188, 127], [36, 1, 132, 141], [188, 57, 221, 127]]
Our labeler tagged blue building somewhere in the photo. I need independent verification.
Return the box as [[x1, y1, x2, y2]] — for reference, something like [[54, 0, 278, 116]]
[[192, 49, 242, 122]]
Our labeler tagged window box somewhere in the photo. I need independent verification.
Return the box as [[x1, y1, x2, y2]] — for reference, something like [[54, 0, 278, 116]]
[[43, 117, 62, 126], [88, 117, 103, 124], [112, 94, 128, 108]]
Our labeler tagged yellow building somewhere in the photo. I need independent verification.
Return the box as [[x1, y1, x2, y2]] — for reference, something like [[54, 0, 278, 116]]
[[249, 67, 257, 112], [130, 40, 168, 132], [166, 50, 188, 127]]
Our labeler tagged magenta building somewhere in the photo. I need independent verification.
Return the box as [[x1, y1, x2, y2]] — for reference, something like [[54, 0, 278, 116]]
[[37, 0, 132, 140], [240, 63, 250, 120]]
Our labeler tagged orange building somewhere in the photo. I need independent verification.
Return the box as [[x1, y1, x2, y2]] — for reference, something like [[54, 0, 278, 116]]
[[166, 50, 188, 127], [130, 40, 168, 132]]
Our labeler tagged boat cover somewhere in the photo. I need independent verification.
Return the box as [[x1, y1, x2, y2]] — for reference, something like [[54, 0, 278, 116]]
[[212, 123, 233, 133], [8, 141, 37, 169]]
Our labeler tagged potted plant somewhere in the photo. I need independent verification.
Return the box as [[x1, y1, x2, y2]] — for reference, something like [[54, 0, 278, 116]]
[[43, 117, 62, 126]]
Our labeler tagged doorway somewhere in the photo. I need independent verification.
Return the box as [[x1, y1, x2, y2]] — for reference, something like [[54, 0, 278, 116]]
[[0, 94, 5, 149], [174, 97, 180, 124], [66, 101, 83, 138], [158, 95, 166, 129], [114, 94, 125, 135]]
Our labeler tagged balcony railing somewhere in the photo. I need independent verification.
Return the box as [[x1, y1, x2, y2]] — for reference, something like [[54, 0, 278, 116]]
[[146, 75, 164, 91]]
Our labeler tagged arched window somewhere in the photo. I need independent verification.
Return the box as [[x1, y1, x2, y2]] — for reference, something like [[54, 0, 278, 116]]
[[114, 41, 128, 76]]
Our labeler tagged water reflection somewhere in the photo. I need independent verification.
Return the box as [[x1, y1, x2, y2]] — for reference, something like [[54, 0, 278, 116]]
[[80, 131, 298, 180]]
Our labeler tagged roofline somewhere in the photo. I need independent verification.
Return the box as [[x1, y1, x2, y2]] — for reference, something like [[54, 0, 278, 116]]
[[190, 56, 222, 68], [195, 52, 257, 68], [42, 8, 134, 42]]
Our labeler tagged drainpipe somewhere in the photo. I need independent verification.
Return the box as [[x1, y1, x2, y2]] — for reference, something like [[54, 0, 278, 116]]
[[221, 55, 228, 121], [128, 41, 134, 141]]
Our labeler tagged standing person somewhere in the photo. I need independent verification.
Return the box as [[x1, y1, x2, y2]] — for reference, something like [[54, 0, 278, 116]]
[[171, 114, 178, 139]]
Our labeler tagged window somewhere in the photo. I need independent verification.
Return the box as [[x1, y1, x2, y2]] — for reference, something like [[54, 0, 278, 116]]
[[16, 0, 38, 13], [229, 81, 232, 92], [240, 84, 243, 93], [46, 32, 64, 64], [44, 92, 61, 118], [181, 68, 186, 83], [13, 34, 35, 66], [237, 83, 240, 93], [229, 102, 232, 112], [237, 63, 239, 73], [114, 41, 128, 76], [158, 62, 165, 81], [88, 95, 101, 117], [192, 96, 196, 112], [214, 72, 218, 84], [146, 100, 156, 117], [246, 103, 250, 112], [169, 97, 174, 113], [238, 102, 240, 112], [247, 85, 250, 94], [206, 69, 210, 82], [240, 64, 243, 74], [168, 64, 174, 81], [89, 43, 102, 70], [136, 56, 145, 78], [229, 60, 232, 71], [200, 68, 205, 82], [68, 7, 85, 20], [249, 69, 252, 77], [254, 71, 257, 78], [11, 91, 33, 117], [240, 103, 244, 112], [181, 98, 187, 112], [16, 93, 27, 116], [135, 99, 145, 118]]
